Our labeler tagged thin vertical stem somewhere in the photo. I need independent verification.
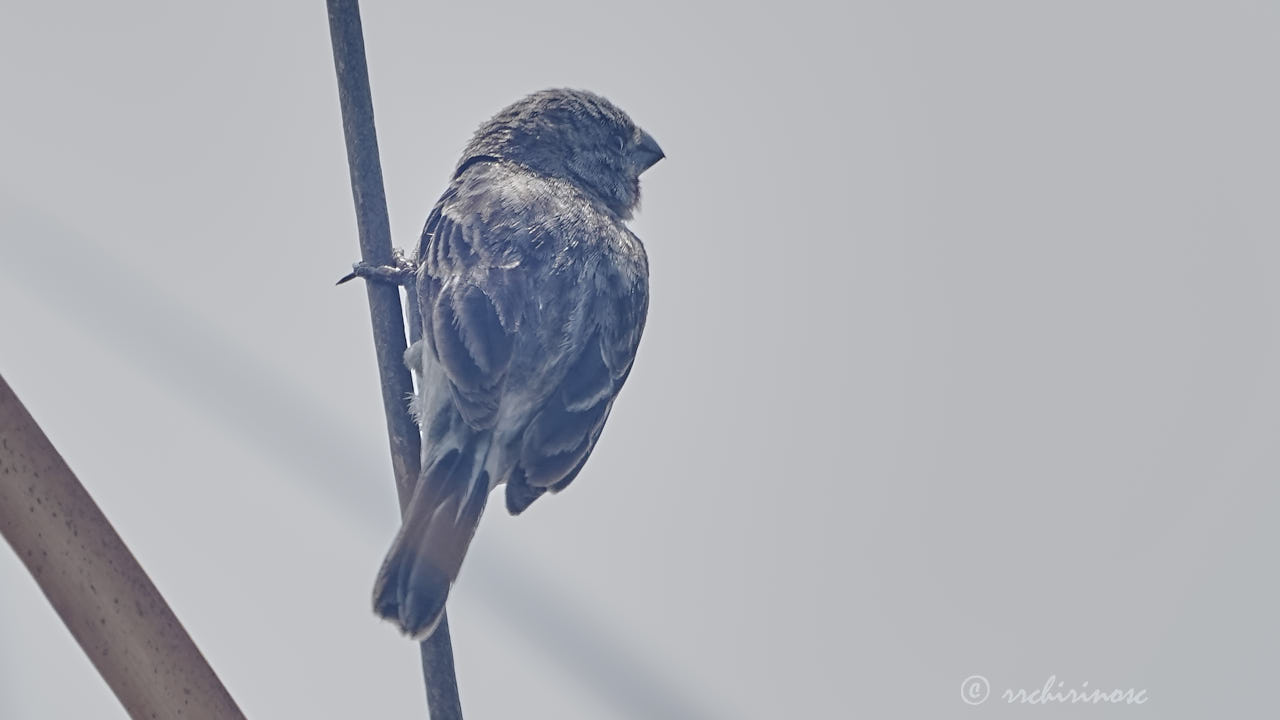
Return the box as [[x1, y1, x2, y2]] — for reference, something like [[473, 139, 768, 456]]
[[324, 2, 462, 717]]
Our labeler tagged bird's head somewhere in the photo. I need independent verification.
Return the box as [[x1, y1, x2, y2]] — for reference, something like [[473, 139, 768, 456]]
[[459, 88, 664, 219]]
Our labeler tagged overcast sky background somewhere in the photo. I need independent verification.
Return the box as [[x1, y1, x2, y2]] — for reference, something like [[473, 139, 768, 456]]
[[2, 1, 1279, 718]]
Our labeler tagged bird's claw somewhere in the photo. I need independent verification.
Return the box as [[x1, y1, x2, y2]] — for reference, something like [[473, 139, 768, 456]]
[[337, 248, 417, 286]]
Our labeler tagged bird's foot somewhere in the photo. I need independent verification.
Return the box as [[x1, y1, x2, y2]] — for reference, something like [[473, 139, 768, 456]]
[[337, 247, 417, 286]]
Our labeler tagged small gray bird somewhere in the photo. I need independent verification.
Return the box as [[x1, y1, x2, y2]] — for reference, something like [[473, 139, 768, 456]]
[[373, 89, 663, 639]]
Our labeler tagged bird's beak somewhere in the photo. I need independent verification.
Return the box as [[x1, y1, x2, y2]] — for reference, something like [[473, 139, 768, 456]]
[[635, 130, 665, 172]]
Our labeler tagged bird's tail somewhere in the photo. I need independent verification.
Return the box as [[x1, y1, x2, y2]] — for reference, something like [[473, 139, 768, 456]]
[[372, 431, 490, 640]]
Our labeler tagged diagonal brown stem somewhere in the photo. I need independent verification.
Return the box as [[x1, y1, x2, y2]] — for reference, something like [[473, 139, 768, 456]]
[[0, 375, 245, 720]]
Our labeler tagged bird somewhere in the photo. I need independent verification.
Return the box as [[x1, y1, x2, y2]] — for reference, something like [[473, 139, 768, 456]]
[[371, 89, 663, 639]]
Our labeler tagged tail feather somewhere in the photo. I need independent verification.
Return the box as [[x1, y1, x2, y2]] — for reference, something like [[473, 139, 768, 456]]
[[373, 433, 490, 640]]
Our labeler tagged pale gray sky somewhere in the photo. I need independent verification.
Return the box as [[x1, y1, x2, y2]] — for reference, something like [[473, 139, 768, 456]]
[[2, 1, 1279, 718]]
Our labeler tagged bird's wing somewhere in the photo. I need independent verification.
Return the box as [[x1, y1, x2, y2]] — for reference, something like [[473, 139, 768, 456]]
[[416, 199, 529, 430], [375, 184, 534, 638], [506, 228, 649, 514]]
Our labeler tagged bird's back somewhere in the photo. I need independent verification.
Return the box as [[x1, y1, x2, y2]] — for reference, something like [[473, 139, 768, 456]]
[[415, 159, 648, 506]]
